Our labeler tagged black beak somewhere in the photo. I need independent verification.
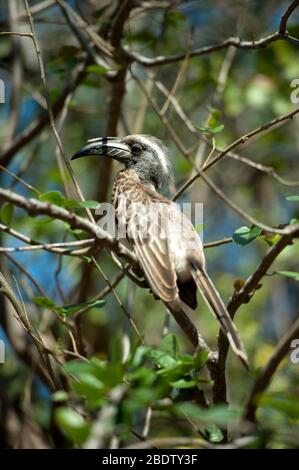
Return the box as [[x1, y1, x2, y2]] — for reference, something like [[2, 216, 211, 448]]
[[71, 137, 131, 161]]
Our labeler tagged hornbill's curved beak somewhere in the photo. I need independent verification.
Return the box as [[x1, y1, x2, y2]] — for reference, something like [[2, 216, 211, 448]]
[[71, 137, 131, 161]]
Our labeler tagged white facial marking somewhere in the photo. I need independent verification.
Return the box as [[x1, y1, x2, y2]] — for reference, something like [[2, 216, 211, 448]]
[[137, 136, 169, 175]]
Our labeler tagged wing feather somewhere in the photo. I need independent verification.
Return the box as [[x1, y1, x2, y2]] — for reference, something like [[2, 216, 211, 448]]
[[128, 200, 179, 303]]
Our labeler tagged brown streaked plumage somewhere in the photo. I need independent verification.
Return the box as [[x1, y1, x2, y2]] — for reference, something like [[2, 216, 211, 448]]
[[72, 135, 248, 367]]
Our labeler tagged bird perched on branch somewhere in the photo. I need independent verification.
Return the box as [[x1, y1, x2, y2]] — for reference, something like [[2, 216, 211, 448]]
[[72, 135, 248, 367]]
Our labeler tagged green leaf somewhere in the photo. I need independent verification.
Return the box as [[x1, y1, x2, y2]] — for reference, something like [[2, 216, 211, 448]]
[[72, 372, 104, 401], [55, 407, 90, 443], [149, 349, 177, 369], [157, 362, 185, 381], [276, 271, 299, 281], [159, 334, 178, 359], [205, 424, 224, 443], [207, 109, 222, 128], [126, 366, 156, 386], [77, 200, 99, 209], [170, 378, 197, 389], [260, 394, 299, 419], [0, 203, 14, 225], [63, 223, 84, 237], [34, 217, 55, 225], [286, 195, 299, 201], [62, 360, 96, 377], [38, 191, 65, 206], [131, 346, 150, 369], [33, 296, 105, 315], [176, 354, 194, 366], [260, 233, 281, 247], [129, 345, 151, 369], [38, 192, 99, 211], [33, 296, 57, 309], [86, 64, 109, 75], [233, 225, 262, 246], [194, 350, 209, 369], [62, 199, 81, 208], [176, 403, 241, 426], [52, 391, 69, 402], [63, 199, 99, 209], [61, 299, 105, 315], [196, 124, 224, 134]]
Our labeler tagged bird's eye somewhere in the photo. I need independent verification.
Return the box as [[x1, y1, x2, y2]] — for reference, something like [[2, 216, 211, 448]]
[[131, 143, 142, 155]]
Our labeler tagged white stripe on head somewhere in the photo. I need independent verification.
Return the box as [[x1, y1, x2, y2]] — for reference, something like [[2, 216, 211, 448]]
[[137, 135, 170, 176]]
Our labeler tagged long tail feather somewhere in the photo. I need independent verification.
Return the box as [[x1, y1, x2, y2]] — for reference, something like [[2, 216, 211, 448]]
[[190, 265, 248, 368]]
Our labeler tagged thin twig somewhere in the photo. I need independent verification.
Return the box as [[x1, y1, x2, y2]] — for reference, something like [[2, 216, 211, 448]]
[[0, 164, 40, 195], [227, 152, 299, 187], [0, 31, 33, 38], [203, 238, 233, 249], [0, 270, 59, 390], [91, 257, 144, 343], [72, 272, 125, 318], [24, 0, 94, 224], [0, 223, 95, 254], [2, 252, 47, 297], [279, 0, 299, 34], [0, 60, 88, 167], [125, 2, 299, 69], [205, 106, 299, 172]]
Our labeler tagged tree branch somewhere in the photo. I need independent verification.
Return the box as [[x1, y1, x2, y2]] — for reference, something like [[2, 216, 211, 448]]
[[125, 1, 299, 67], [124, 32, 299, 67], [0, 187, 138, 267], [175, 105, 299, 200], [279, 0, 299, 34], [211, 228, 299, 404]]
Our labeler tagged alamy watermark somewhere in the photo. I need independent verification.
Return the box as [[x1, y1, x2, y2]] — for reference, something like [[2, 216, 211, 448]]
[[290, 79, 299, 103], [0, 340, 5, 364], [0, 79, 5, 103], [95, 201, 204, 249], [290, 339, 299, 364]]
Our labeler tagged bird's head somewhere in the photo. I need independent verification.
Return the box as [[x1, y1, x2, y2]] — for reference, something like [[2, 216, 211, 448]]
[[72, 134, 172, 190]]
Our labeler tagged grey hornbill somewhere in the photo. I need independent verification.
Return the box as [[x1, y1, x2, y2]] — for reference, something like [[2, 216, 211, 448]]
[[72, 135, 248, 367]]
